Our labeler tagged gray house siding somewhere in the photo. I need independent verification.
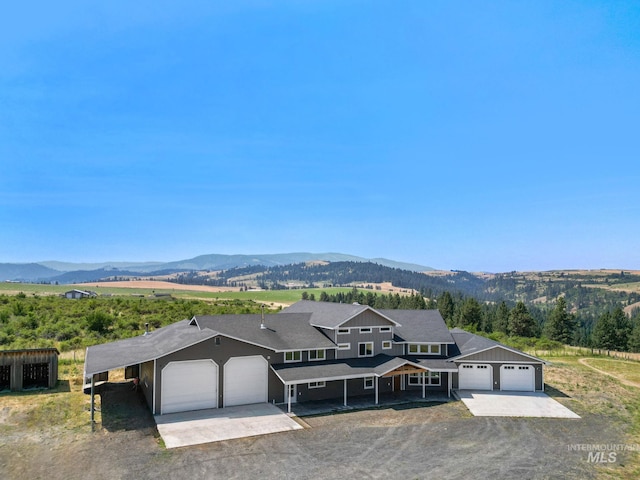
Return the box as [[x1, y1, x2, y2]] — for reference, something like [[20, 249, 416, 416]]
[[335, 330, 395, 360], [342, 310, 395, 328]]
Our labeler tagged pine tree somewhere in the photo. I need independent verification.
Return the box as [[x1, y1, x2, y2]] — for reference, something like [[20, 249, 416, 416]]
[[508, 301, 537, 337], [592, 311, 617, 350], [494, 301, 510, 334], [437, 291, 455, 325], [456, 297, 482, 329], [543, 297, 576, 344]]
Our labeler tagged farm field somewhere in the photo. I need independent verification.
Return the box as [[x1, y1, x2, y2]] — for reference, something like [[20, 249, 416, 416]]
[[0, 281, 357, 305]]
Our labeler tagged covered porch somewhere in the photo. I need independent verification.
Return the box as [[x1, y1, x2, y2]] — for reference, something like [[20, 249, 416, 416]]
[[272, 355, 458, 414]]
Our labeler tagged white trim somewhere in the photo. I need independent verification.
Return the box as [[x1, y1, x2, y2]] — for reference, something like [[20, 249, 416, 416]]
[[358, 341, 374, 358], [152, 358, 157, 414], [309, 305, 401, 329], [454, 360, 543, 364], [308, 381, 326, 389], [359, 327, 372, 333], [407, 344, 441, 355], [364, 376, 374, 389], [379, 327, 391, 333], [382, 340, 392, 350], [337, 328, 350, 335], [337, 343, 351, 350]]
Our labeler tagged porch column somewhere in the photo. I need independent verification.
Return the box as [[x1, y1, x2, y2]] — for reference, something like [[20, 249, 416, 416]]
[[90, 375, 95, 430], [422, 371, 426, 399], [287, 384, 292, 414], [448, 372, 452, 398], [343, 379, 348, 407], [375, 377, 379, 405]]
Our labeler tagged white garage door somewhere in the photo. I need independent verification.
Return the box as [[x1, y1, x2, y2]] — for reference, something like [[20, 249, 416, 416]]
[[501, 365, 535, 391], [161, 360, 218, 414], [224, 356, 268, 407], [458, 364, 492, 390]]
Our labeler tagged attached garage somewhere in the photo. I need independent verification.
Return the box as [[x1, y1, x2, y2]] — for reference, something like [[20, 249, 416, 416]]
[[224, 356, 268, 407], [161, 359, 218, 414], [458, 363, 492, 390], [500, 364, 535, 391]]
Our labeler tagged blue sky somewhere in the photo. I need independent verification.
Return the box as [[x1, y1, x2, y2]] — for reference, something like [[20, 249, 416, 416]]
[[1, 1, 639, 272]]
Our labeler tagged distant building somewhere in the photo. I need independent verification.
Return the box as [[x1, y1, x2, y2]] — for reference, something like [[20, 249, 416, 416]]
[[64, 289, 97, 299]]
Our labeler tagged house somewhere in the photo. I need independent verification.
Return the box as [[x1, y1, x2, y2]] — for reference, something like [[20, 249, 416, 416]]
[[64, 289, 97, 299], [0, 348, 59, 392], [83, 300, 546, 415]]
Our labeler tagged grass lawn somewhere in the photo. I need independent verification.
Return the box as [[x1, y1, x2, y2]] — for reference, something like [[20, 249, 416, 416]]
[[581, 358, 640, 386]]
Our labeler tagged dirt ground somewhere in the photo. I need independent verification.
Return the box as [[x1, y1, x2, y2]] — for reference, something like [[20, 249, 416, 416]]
[[0, 380, 630, 480]]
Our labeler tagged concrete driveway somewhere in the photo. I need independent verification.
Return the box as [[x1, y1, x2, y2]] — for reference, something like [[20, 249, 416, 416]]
[[154, 403, 303, 449], [457, 390, 580, 418]]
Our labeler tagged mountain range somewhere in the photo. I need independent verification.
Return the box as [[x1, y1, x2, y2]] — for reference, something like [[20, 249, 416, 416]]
[[0, 252, 435, 284]]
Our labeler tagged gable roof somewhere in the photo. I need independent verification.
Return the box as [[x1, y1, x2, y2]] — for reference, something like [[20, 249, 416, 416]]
[[84, 320, 217, 376], [378, 309, 454, 344], [282, 300, 400, 329], [448, 328, 546, 363], [194, 313, 336, 352]]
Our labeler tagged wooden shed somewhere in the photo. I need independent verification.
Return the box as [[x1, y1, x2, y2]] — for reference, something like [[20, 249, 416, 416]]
[[0, 348, 59, 392]]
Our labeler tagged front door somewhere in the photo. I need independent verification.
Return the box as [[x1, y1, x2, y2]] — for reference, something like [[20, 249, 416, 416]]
[[393, 375, 401, 392]]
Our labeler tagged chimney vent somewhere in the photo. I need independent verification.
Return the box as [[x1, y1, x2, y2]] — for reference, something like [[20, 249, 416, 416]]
[[260, 305, 267, 329]]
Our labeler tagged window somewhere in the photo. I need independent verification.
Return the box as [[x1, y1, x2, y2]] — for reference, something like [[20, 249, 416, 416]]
[[337, 328, 350, 335], [364, 377, 374, 389], [382, 340, 392, 350], [407, 344, 440, 355], [379, 327, 391, 332], [359, 327, 372, 333], [359, 342, 374, 357], [408, 372, 441, 386], [284, 351, 302, 363], [338, 343, 350, 350], [308, 381, 326, 389], [308, 349, 325, 361]]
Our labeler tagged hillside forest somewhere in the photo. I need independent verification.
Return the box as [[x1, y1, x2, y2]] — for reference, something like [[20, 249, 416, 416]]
[[1, 261, 640, 353]]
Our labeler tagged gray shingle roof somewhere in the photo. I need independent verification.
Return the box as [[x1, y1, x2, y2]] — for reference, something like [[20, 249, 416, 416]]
[[378, 309, 454, 344], [282, 300, 398, 329], [448, 328, 545, 363], [84, 320, 217, 376], [271, 354, 456, 383], [194, 313, 336, 352]]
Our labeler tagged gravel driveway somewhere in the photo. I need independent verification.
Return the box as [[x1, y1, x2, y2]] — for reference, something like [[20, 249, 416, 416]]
[[0, 383, 628, 480]]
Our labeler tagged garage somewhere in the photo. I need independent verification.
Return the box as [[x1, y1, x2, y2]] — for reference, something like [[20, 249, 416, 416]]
[[500, 364, 535, 391], [224, 356, 268, 407], [161, 359, 218, 414], [458, 363, 492, 390]]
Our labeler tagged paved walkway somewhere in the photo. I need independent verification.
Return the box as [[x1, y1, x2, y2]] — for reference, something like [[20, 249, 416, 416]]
[[280, 391, 452, 416], [456, 390, 580, 418], [154, 403, 303, 449]]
